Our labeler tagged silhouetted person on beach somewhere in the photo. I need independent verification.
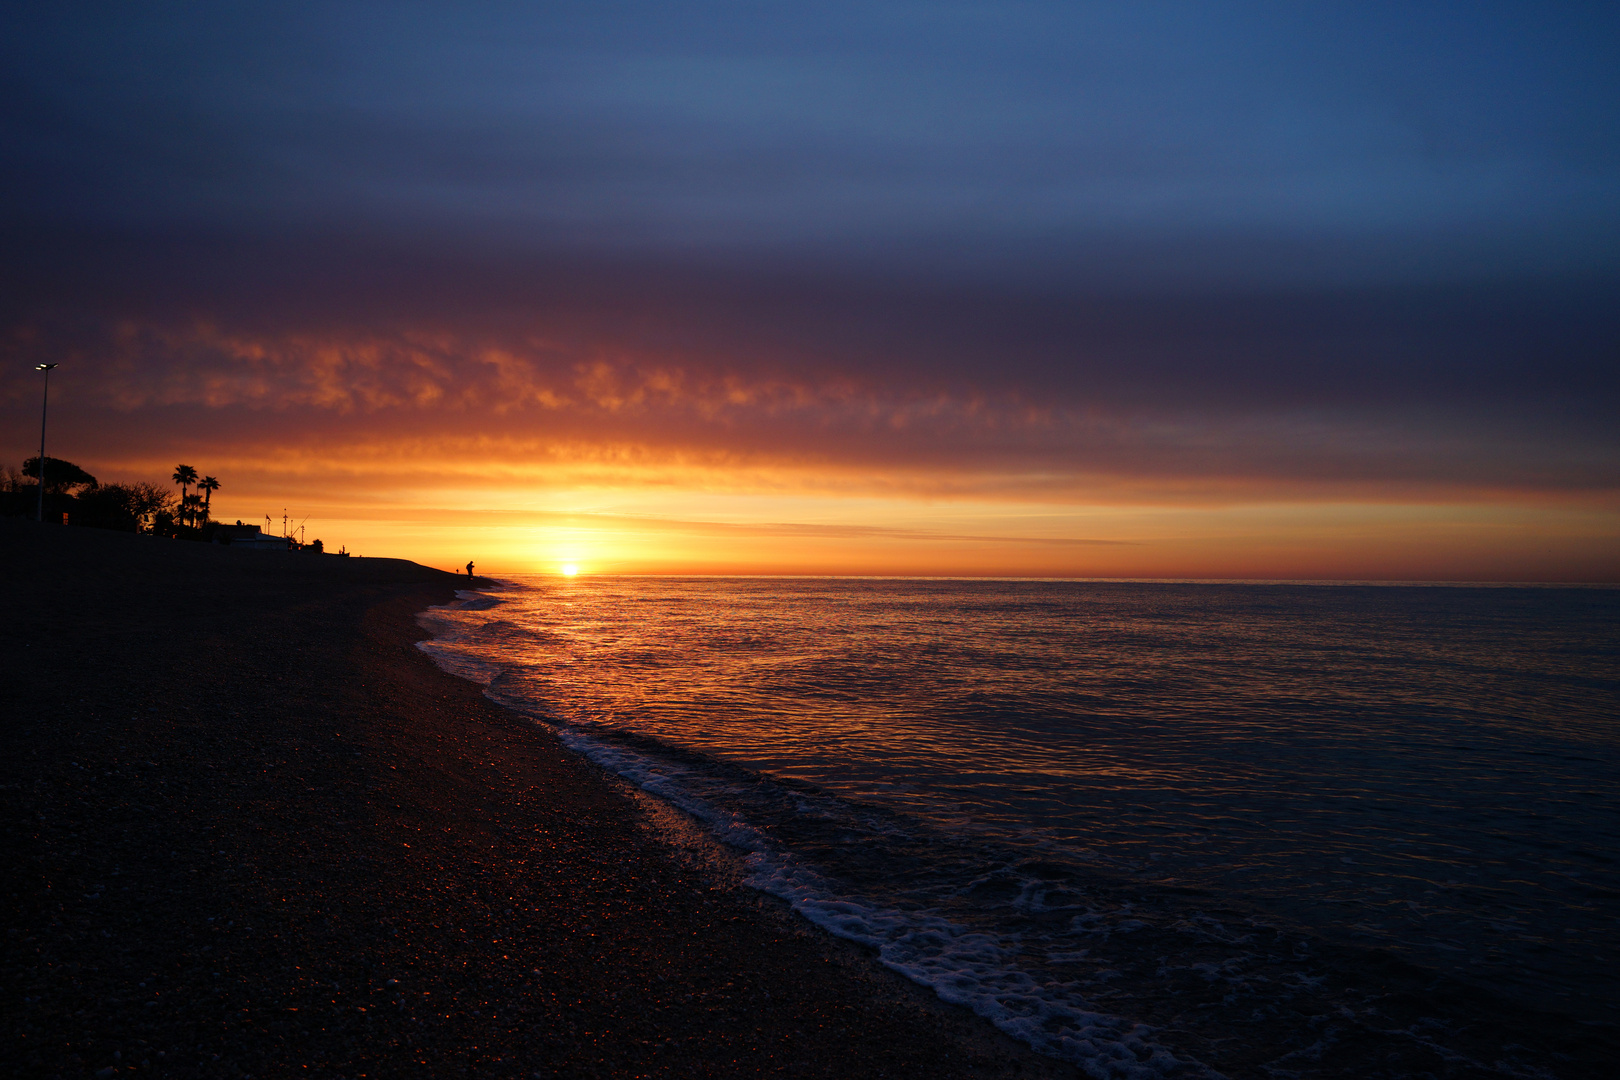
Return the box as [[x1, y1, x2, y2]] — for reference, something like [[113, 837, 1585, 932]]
[[466, 561, 475, 578]]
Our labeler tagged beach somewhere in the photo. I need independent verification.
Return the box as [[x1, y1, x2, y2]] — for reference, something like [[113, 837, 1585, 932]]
[[419, 575, 1620, 1080], [1, 520, 1069, 1079], [6, 520, 1615, 1080]]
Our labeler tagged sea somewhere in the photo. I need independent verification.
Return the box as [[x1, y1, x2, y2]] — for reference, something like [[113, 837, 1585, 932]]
[[416, 577, 1620, 1076]]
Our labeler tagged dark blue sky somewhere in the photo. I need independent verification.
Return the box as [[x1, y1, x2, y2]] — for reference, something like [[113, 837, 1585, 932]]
[[2, 1, 1616, 507], [7, 1, 1618, 280]]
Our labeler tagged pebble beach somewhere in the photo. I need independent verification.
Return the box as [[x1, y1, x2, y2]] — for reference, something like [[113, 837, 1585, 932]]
[[1, 520, 1067, 1079]]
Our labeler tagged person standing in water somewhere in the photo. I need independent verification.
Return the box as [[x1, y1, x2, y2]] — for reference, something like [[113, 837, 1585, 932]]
[[466, 560, 475, 578]]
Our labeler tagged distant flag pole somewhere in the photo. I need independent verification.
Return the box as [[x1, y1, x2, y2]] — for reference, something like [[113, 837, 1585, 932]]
[[34, 363, 58, 523]]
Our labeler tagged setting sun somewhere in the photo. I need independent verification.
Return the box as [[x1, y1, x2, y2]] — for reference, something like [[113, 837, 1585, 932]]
[[6, 7, 1616, 1079]]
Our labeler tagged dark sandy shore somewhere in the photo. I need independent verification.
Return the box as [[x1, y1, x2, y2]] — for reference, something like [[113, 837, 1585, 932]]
[[5, 520, 1615, 1080], [2, 520, 1073, 1080]]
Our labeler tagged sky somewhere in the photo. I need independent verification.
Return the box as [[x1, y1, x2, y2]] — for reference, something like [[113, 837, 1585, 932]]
[[2, 1, 1616, 579]]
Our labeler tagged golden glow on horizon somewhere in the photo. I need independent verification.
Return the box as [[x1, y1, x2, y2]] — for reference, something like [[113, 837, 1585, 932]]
[[177, 483, 1619, 582], [59, 440, 1620, 582], [19, 316, 1617, 583]]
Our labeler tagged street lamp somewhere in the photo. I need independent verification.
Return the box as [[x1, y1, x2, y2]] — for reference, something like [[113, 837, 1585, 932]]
[[35, 363, 58, 522]]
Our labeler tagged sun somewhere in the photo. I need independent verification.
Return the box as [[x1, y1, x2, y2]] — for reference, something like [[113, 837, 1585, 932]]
[[561, 563, 579, 577]]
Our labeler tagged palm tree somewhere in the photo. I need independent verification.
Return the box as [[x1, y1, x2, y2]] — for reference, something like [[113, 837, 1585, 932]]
[[197, 475, 220, 522], [172, 464, 198, 508], [180, 493, 204, 527]]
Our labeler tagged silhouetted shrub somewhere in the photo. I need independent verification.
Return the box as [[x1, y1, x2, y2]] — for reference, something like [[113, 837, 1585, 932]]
[[75, 482, 175, 532], [23, 456, 98, 496]]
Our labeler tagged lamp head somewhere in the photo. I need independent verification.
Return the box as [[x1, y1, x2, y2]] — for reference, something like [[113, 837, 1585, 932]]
[[35, 363, 58, 371]]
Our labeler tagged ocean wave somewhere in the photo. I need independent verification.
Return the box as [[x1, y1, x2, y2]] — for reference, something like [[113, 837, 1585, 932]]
[[415, 599, 1215, 1076], [411, 576, 1620, 1073], [546, 720, 1216, 1080]]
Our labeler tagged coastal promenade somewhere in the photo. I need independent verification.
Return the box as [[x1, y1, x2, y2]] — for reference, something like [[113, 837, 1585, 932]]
[[1, 521, 1066, 1078]]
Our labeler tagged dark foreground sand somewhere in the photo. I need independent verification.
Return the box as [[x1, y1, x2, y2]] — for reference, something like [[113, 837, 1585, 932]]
[[4, 520, 1614, 1080], [2, 521, 1072, 1080]]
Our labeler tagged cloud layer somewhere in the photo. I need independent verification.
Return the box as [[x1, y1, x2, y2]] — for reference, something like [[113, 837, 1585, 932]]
[[6, 239, 1614, 503], [2, 4, 1617, 574]]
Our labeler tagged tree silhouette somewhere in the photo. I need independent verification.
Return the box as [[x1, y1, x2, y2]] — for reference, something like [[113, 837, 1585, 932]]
[[125, 481, 174, 530], [75, 481, 175, 532], [180, 493, 205, 527], [172, 464, 198, 510], [197, 475, 220, 522], [23, 456, 98, 496]]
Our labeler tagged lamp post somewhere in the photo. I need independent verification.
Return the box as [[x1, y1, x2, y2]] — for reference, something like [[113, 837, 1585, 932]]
[[34, 363, 58, 523]]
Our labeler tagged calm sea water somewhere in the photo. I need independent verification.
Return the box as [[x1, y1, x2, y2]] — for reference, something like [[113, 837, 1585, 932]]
[[417, 578, 1620, 1075]]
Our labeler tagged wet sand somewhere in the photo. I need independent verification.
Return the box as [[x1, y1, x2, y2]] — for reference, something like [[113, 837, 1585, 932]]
[[1, 520, 1071, 1079]]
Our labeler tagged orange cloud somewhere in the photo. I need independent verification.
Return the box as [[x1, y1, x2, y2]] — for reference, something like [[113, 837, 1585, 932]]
[[11, 318, 1612, 504], [4, 295, 1616, 581]]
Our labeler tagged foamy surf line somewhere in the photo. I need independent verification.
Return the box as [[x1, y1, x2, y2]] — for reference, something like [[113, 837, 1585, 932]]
[[414, 593, 1218, 1080]]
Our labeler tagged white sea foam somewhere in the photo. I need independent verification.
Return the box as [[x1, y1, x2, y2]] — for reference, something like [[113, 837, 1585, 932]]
[[411, 612, 1211, 1075], [747, 850, 1213, 1079], [415, 591, 509, 684], [415, 638, 501, 686], [413, 594, 1220, 1077], [513, 701, 1215, 1079], [405, 577, 1620, 1069]]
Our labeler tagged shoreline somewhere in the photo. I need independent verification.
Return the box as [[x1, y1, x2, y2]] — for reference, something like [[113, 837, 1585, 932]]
[[1, 520, 1070, 1078], [8, 520, 1615, 1079], [416, 576, 1620, 1080]]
